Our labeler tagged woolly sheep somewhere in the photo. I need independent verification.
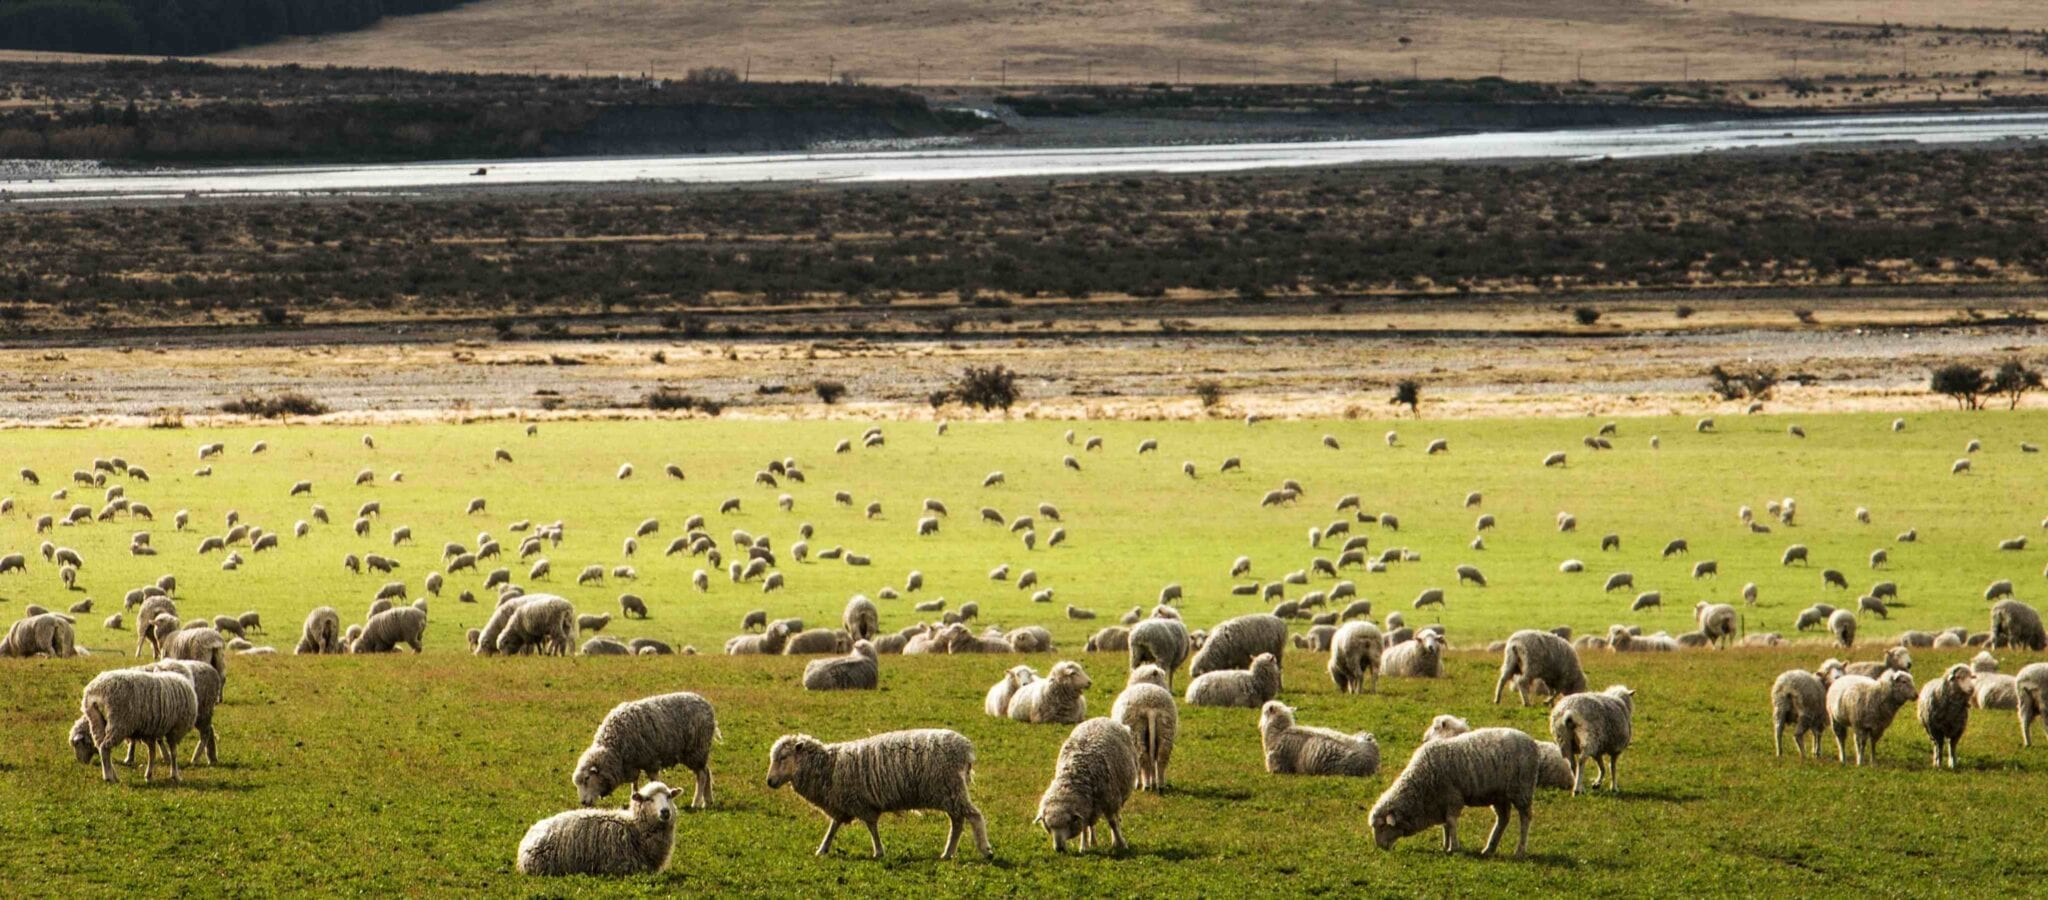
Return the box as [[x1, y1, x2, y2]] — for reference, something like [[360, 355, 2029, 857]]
[[804, 641, 880, 691], [1184, 653, 1281, 708], [1550, 685, 1635, 794], [1112, 666, 1177, 792], [784, 628, 853, 656], [1695, 602, 1738, 648], [1602, 572, 1633, 592], [1494, 630, 1586, 706], [295, 606, 342, 655], [1992, 599, 2047, 651], [1128, 617, 1191, 688], [2019, 663, 2048, 746], [139, 658, 222, 766], [516, 782, 679, 876], [1827, 670, 1917, 765], [1188, 614, 1287, 683], [1770, 669, 1829, 758], [1261, 701, 1378, 776], [1367, 728, 1538, 857], [1, 612, 78, 658], [1919, 664, 1977, 769], [765, 729, 990, 859], [843, 595, 879, 642], [985, 665, 1039, 718], [1328, 621, 1383, 694], [1828, 609, 1857, 648], [1033, 718, 1140, 853], [351, 606, 427, 654], [1383, 632, 1445, 677], [1010, 661, 1092, 724], [76, 668, 197, 784], [1084, 627, 1129, 653]]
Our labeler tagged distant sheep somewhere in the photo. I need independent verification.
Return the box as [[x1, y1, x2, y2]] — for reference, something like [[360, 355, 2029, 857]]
[[1328, 621, 1384, 694], [1494, 630, 1585, 706], [804, 641, 880, 691], [1128, 618, 1192, 689], [1993, 599, 2047, 650], [1383, 632, 1445, 677], [1188, 614, 1286, 682]]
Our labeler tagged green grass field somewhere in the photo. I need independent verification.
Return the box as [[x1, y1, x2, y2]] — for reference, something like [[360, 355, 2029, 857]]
[[6, 412, 2048, 895]]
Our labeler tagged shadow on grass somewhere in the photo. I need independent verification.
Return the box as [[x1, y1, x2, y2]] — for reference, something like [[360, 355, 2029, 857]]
[[1159, 784, 1255, 802]]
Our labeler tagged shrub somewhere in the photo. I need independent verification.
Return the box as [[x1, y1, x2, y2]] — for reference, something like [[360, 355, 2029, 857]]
[[1674, 305, 1695, 320], [1931, 363, 1989, 410], [1705, 365, 1781, 402], [955, 365, 1020, 411], [258, 305, 293, 325], [813, 379, 847, 404], [1793, 308, 1817, 324], [1993, 359, 2042, 409], [1193, 379, 1225, 408], [927, 389, 953, 409], [220, 391, 328, 418], [645, 388, 723, 415], [1390, 378, 1422, 417], [1573, 306, 1602, 326]]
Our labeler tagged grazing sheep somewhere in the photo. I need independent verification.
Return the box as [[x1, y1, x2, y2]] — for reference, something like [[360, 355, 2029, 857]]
[[1494, 631, 1586, 706], [1550, 685, 1635, 794], [1602, 572, 1633, 593], [351, 607, 427, 654], [1770, 669, 1830, 759], [724, 622, 793, 656], [766, 729, 990, 859], [1128, 618, 1192, 688], [1033, 718, 1140, 852], [843, 595, 879, 642], [295, 606, 343, 655], [1919, 664, 1978, 769], [516, 782, 680, 876], [804, 641, 880, 691], [1383, 632, 1446, 677], [1188, 614, 1287, 683], [1694, 603, 1738, 648], [1010, 661, 1093, 724], [1185, 653, 1281, 708], [1829, 609, 1858, 648], [1953, 458, 1972, 475], [1827, 670, 1918, 765], [1261, 701, 1379, 777], [618, 594, 648, 619], [1992, 599, 2048, 650], [1781, 545, 1809, 566], [76, 668, 198, 784], [1629, 592, 1662, 613], [1455, 564, 1486, 587], [0, 612, 78, 658], [1542, 452, 1567, 468], [1368, 728, 1538, 857], [1413, 588, 1446, 609], [571, 692, 718, 810], [1328, 621, 1384, 694], [579, 613, 613, 635]]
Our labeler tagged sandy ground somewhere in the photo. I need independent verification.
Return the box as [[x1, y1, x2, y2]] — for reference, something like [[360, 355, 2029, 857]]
[[199, 0, 2048, 89], [5, 295, 2043, 427]]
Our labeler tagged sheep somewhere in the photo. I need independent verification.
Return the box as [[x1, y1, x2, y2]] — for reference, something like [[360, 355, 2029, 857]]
[[76, 669, 198, 784], [1455, 564, 1487, 588], [724, 622, 793, 656], [0, 612, 77, 658], [1828, 609, 1857, 648], [1260, 701, 1379, 778], [1827, 670, 1918, 765], [1185, 653, 1281, 708], [1128, 617, 1192, 688], [1953, 458, 1972, 475], [579, 613, 613, 635], [1602, 572, 1633, 593], [516, 782, 680, 876], [1327, 621, 1384, 695], [1691, 602, 1738, 649], [295, 606, 343, 655], [351, 606, 427, 653], [985, 665, 1040, 718], [1031, 724, 1144, 858], [1010, 661, 1093, 724], [804, 641, 880, 691], [784, 628, 852, 656], [1368, 728, 1538, 857], [1550, 685, 1635, 794], [1494, 630, 1586, 706], [1188, 613, 1287, 683], [1771, 669, 1830, 758], [1542, 451, 1567, 468], [1383, 632, 1445, 677], [1102, 667, 1180, 795], [1919, 664, 1978, 769], [766, 728, 990, 859], [139, 658, 222, 766], [569, 691, 718, 811], [1992, 599, 2048, 651]]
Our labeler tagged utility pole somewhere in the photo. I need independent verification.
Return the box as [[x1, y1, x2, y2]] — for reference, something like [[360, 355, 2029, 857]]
[[1176, 58, 1182, 85], [743, 55, 751, 82], [1576, 52, 1584, 82], [1498, 50, 1505, 78], [1411, 57, 1418, 80], [827, 55, 836, 83], [1001, 58, 1008, 86]]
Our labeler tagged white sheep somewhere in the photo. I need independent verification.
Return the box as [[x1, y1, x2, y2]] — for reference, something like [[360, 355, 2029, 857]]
[[1327, 620, 1383, 694], [76, 668, 198, 784], [1184, 652, 1280, 708], [1494, 630, 1585, 706], [516, 782, 679, 876], [1918, 664, 1977, 769], [1111, 666, 1177, 792], [1033, 718, 1140, 852], [1260, 701, 1379, 776], [1826, 670, 1917, 765], [573, 692, 719, 808], [765, 729, 990, 859], [1010, 661, 1092, 724], [1368, 728, 1539, 857], [1550, 685, 1635, 794], [1770, 669, 1828, 759]]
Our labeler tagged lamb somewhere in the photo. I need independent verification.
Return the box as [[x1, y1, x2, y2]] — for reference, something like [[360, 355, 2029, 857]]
[[985, 665, 1039, 718], [1549, 685, 1635, 794], [1111, 666, 1178, 791], [295, 606, 343, 655], [1128, 617, 1192, 688], [2019, 663, 2048, 746], [1493, 630, 1586, 706], [1033, 718, 1140, 853], [516, 782, 679, 876], [1770, 669, 1830, 758], [1843, 646, 1912, 678], [1188, 613, 1287, 683], [578, 613, 613, 635], [1367, 727, 1539, 857], [1382, 632, 1446, 678], [1828, 609, 1857, 648], [1184, 652, 1281, 708], [77, 668, 198, 784], [1918, 664, 1978, 769], [1260, 701, 1379, 776], [842, 595, 879, 642], [1991, 599, 2048, 651], [351, 606, 427, 653], [804, 641, 880, 691], [765, 729, 990, 859], [1010, 661, 1093, 724], [1328, 621, 1384, 694]]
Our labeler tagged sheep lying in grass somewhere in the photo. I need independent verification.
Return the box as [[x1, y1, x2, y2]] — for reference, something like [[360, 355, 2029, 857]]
[[1383, 632, 1445, 677], [1550, 685, 1635, 794], [1919, 664, 1977, 769], [1770, 669, 1829, 759], [1494, 630, 1585, 706], [1826, 670, 1917, 765], [1033, 718, 1139, 853], [574, 692, 719, 809], [766, 729, 990, 859], [804, 641, 880, 691], [1260, 702, 1378, 776], [77, 668, 197, 784], [1010, 661, 1092, 724], [1368, 728, 1539, 857], [1188, 613, 1287, 683], [517, 782, 679, 876], [985, 665, 1039, 718], [1843, 647, 1911, 679], [1185, 653, 1281, 708], [1111, 666, 1177, 792]]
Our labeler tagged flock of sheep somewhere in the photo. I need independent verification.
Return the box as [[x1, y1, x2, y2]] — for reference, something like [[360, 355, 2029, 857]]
[[10, 413, 2048, 876]]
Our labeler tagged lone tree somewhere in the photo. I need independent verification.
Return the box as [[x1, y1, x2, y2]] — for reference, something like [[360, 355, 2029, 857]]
[[813, 380, 847, 405], [1705, 365, 1781, 402], [1993, 359, 2042, 410], [1931, 363, 1990, 410], [955, 365, 1020, 412], [1391, 379, 1422, 417]]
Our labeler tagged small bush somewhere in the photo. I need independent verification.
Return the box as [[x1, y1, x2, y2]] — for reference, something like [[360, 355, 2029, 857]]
[[645, 388, 723, 415], [1793, 308, 1817, 325], [1193, 379, 1225, 408], [927, 389, 953, 409], [814, 380, 848, 404], [1674, 305, 1695, 320], [148, 408, 185, 429], [955, 365, 1020, 411], [1931, 363, 1989, 410], [221, 391, 328, 418], [1572, 306, 1602, 326], [1391, 379, 1422, 417]]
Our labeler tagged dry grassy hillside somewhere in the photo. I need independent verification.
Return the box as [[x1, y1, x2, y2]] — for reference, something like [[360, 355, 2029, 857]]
[[211, 0, 2048, 86]]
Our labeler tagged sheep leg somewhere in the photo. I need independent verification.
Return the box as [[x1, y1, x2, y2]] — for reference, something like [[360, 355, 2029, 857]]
[[141, 739, 157, 781], [1773, 720, 1785, 757], [1832, 725, 1848, 763], [1605, 755, 1619, 792], [96, 738, 119, 783], [121, 738, 137, 766], [1105, 811, 1127, 851], [863, 819, 885, 859], [943, 814, 965, 860], [815, 819, 843, 856], [1512, 802, 1531, 858], [966, 808, 991, 858], [1569, 757, 1585, 796], [164, 737, 181, 783], [1441, 812, 1460, 853], [1478, 803, 1509, 857], [694, 767, 713, 809], [1491, 665, 1515, 705]]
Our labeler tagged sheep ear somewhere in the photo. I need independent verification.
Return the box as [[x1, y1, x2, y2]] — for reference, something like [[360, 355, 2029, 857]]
[[630, 790, 645, 802]]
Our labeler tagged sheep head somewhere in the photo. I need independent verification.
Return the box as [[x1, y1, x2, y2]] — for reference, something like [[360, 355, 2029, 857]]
[[765, 734, 824, 789], [629, 781, 676, 825]]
